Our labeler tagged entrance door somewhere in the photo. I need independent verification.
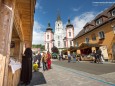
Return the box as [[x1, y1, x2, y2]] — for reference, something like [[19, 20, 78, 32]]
[[112, 43, 115, 60], [100, 46, 108, 60]]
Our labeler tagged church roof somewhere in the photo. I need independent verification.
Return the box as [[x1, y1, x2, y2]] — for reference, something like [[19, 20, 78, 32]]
[[66, 18, 73, 27], [46, 22, 53, 32]]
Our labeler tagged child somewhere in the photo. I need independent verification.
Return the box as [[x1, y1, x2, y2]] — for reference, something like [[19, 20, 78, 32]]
[[33, 60, 38, 72]]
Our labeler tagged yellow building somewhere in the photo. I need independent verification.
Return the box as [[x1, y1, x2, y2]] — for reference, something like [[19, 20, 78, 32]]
[[73, 4, 115, 62], [0, 0, 36, 86]]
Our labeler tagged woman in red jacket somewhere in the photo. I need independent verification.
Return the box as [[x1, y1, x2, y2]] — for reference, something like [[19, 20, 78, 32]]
[[46, 51, 52, 69]]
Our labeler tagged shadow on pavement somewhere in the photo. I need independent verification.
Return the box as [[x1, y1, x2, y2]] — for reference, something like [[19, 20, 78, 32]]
[[29, 71, 47, 85]]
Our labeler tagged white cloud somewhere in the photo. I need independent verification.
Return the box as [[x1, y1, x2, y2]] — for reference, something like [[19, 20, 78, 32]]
[[32, 21, 45, 45], [35, 2, 42, 9], [72, 8, 80, 12], [72, 12, 97, 36]]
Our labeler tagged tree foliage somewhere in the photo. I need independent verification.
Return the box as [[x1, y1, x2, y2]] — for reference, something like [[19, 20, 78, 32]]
[[32, 44, 45, 51], [51, 46, 59, 54]]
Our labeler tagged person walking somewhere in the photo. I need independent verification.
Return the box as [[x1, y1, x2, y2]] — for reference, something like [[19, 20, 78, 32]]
[[96, 48, 102, 63], [68, 53, 71, 63], [59, 55, 61, 61], [41, 52, 48, 71], [36, 51, 42, 68], [20, 44, 32, 85], [46, 51, 52, 69], [92, 50, 97, 63], [72, 52, 76, 63]]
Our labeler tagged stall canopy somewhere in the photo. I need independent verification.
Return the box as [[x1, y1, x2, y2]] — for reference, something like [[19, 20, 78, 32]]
[[79, 43, 102, 49]]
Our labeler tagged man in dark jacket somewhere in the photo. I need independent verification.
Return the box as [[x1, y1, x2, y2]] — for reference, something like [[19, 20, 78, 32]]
[[96, 48, 102, 63]]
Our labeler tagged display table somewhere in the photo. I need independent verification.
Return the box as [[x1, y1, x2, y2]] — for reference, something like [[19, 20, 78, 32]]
[[9, 58, 21, 74]]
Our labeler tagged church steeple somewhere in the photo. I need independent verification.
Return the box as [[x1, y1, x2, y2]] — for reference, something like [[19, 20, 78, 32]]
[[56, 11, 61, 21]]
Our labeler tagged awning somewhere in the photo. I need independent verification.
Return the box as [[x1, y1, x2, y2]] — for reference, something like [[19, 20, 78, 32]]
[[79, 43, 102, 49]]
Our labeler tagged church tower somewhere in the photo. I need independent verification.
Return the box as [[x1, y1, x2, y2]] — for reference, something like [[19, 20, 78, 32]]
[[54, 14, 65, 50], [45, 23, 54, 52], [66, 18, 74, 48]]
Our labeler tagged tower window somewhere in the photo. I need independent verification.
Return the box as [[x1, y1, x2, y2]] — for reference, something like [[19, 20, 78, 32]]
[[64, 41, 66, 47], [47, 43, 49, 50], [58, 24, 59, 26], [58, 36, 59, 39], [47, 35, 49, 39], [69, 32, 71, 37], [58, 41, 60, 47], [70, 41, 72, 46]]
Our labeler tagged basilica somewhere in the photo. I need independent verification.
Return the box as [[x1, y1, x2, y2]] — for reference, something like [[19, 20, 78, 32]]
[[45, 15, 74, 53]]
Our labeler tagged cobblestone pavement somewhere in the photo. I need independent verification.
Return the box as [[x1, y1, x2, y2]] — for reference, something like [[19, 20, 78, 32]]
[[26, 63, 115, 86]]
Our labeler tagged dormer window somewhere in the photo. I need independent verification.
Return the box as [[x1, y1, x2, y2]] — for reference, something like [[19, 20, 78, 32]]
[[85, 27, 89, 33], [96, 18, 103, 25], [111, 9, 115, 16], [98, 31, 105, 39]]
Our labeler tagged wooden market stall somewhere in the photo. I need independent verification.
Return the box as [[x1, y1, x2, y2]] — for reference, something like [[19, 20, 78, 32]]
[[0, 0, 36, 86]]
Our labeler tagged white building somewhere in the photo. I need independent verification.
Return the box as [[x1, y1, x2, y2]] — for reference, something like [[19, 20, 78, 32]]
[[45, 15, 74, 53]]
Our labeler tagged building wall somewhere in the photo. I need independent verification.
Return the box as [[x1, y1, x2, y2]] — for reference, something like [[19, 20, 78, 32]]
[[73, 20, 115, 60]]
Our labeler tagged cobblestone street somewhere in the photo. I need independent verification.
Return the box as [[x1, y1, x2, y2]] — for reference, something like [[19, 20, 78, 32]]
[[22, 61, 115, 86]]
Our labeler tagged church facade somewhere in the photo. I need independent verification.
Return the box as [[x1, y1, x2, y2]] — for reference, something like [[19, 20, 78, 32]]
[[45, 15, 74, 53]]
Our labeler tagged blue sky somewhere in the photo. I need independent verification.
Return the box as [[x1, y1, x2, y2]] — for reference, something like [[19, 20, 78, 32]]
[[32, 0, 115, 44]]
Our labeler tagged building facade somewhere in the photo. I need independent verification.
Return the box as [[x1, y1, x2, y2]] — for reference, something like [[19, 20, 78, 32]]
[[45, 15, 74, 53], [73, 4, 115, 61]]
